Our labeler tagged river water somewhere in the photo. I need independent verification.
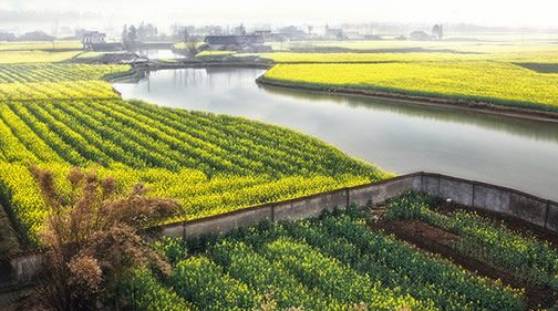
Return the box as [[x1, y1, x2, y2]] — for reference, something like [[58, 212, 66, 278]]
[[133, 49, 184, 60], [113, 67, 558, 201]]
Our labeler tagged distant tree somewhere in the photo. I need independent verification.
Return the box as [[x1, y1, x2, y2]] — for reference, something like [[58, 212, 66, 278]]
[[128, 25, 137, 43], [51, 20, 59, 49], [234, 24, 247, 36], [18, 31, 55, 41], [184, 37, 200, 57], [432, 24, 444, 40], [26, 167, 179, 311], [177, 27, 199, 57], [0, 32, 16, 41], [121, 24, 128, 43], [137, 22, 146, 41], [182, 28, 189, 43], [170, 23, 181, 40]]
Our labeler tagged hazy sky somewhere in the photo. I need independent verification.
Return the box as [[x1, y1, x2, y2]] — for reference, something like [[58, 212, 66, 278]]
[[2, 0, 558, 28]]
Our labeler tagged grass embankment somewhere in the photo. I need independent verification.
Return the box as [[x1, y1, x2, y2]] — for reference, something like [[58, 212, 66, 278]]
[[195, 50, 237, 61], [0, 62, 386, 245]]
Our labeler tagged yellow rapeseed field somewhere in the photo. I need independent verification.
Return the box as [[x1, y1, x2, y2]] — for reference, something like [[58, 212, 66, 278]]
[[0, 50, 82, 64], [264, 61, 558, 111], [0, 40, 82, 51]]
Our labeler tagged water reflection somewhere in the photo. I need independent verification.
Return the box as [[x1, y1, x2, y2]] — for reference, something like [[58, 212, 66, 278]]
[[261, 84, 558, 143], [113, 68, 558, 200]]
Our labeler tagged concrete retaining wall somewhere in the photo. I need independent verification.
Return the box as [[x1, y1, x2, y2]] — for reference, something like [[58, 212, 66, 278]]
[[155, 174, 424, 243], [155, 172, 558, 243], [419, 173, 556, 231], [7, 172, 557, 283], [546, 202, 558, 232]]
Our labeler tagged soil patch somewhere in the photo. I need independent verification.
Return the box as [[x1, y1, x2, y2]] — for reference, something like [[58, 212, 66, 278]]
[[376, 219, 557, 309]]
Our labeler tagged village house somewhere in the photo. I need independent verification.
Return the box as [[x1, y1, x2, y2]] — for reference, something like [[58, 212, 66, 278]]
[[204, 34, 271, 52]]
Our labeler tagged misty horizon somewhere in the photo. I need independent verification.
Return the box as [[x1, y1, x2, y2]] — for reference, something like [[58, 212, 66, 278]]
[[1, 0, 557, 36]]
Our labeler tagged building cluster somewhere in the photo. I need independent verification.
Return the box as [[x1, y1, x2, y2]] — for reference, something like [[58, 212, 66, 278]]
[[77, 22, 447, 53], [409, 24, 444, 41]]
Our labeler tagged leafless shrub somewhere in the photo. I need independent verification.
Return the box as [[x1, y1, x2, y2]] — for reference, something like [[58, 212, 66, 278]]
[[28, 166, 179, 311]]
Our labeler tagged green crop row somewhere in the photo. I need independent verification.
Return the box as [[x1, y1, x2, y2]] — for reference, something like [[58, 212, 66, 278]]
[[127, 210, 525, 310], [386, 192, 558, 289], [121, 268, 193, 311]]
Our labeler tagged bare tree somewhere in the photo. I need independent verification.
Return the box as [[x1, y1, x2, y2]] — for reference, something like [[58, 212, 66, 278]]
[[26, 167, 179, 311], [181, 28, 200, 57]]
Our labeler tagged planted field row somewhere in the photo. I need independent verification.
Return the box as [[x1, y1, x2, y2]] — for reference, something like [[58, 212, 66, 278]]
[[0, 41, 82, 51], [0, 80, 119, 101], [385, 193, 558, 290], [0, 100, 378, 177], [124, 211, 525, 310], [0, 63, 130, 83], [0, 99, 382, 241], [0, 50, 83, 64]]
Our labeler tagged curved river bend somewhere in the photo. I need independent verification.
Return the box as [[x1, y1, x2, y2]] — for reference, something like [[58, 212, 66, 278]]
[[113, 68, 558, 201]]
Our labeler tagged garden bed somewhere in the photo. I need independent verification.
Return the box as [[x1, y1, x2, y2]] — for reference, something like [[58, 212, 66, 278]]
[[377, 193, 558, 309], [377, 219, 554, 308]]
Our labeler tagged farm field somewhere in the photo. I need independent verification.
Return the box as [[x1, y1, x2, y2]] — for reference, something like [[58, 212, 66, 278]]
[[3, 0, 558, 308], [263, 40, 558, 56], [2, 37, 558, 310], [232, 40, 558, 113], [121, 205, 543, 310], [0, 62, 385, 244], [379, 193, 558, 308], [385, 193, 558, 291], [0, 63, 129, 100], [254, 50, 558, 64], [0, 50, 83, 64], [263, 62, 558, 111], [0, 41, 82, 51]]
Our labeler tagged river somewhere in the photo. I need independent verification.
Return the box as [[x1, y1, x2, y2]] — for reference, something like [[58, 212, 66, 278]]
[[113, 67, 558, 201]]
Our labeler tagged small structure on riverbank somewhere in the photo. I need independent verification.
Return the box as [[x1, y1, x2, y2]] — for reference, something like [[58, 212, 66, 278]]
[[81, 31, 123, 51], [204, 34, 271, 52]]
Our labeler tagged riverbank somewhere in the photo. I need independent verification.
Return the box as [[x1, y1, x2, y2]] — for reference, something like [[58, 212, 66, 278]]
[[104, 59, 272, 83], [113, 56, 558, 124], [257, 76, 558, 124]]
